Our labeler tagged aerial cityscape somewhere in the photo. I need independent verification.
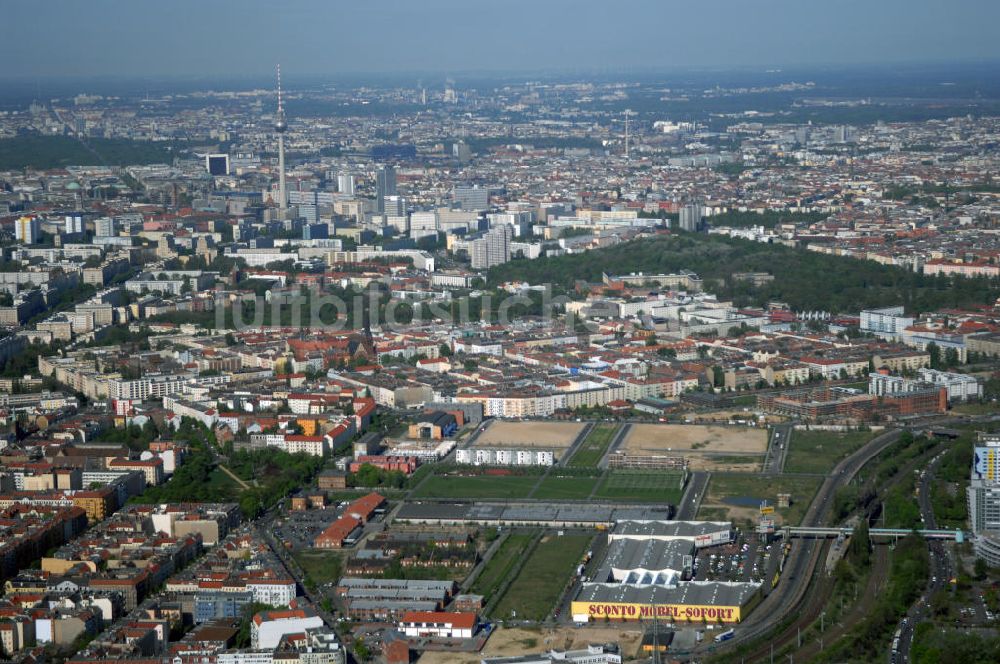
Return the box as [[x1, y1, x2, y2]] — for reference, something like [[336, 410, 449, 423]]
[[1, 1, 1000, 663]]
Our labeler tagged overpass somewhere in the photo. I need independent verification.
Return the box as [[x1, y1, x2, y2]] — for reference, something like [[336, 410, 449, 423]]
[[780, 525, 965, 541]]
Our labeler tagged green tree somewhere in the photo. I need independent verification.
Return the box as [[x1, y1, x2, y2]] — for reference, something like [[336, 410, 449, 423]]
[[354, 639, 371, 662], [847, 519, 871, 569], [926, 342, 942, 370], [975, 557, 989, 581]]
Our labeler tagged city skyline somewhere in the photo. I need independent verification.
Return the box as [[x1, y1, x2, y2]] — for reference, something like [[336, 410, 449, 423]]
[[1, 4, 1000, 662]]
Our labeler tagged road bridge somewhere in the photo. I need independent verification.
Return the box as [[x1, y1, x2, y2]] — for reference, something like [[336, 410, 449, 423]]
[[780, 525, 964, 541]]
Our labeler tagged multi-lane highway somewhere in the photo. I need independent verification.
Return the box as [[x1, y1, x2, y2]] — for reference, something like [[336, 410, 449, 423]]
[[894, 450, 953, 662], [705, 427, 905, 658], [762, 423, 793, 474], [676, 471, 710, 520]]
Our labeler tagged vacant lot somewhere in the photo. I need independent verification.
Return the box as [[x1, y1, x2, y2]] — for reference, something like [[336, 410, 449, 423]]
[[292, 549, 343, 584], [470, 532, 535, 600], [493, 533, 592, 621], [417, 626, 643, 664], [567, 424, 619, 467], [475, 421, 585, 450], [686, 454, 764, 472], [784, 429, 875, 474], [593, 470, 685, 504], [688, 410, 789, 425], [697, 474, 822, 526], [411, 474, 538, 500], [623, 424, 768, 454]]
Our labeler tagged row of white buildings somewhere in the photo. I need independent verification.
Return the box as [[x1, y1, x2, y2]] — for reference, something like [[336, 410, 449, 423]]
[[455, 447, 555, 466]]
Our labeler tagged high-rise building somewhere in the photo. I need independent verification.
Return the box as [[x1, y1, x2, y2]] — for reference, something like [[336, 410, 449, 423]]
[[833, 125, 853, 143], [65, 213, 84, 235], [452, 141, 472, 163], [376, 167, 396, 214], [679, 203, 703, 232], [337, 173, 355, 196], [453, 185, 490, 211], [95, 217, 117, 238], [15, 216, 40, 244], [288, 191, 318, 206], [303, 223, 328, 240], [383, 195, 405, 218], [409, 212, 438, 238], [299, 204, 319, 224], [969, 434, 1000, 566], [205, 154, 230, 176], [488, 211, 534, 237], [470, 224, 512, 270], [860, 306, 914, 341]]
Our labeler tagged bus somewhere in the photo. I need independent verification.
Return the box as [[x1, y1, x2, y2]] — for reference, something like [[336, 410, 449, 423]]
[[715, 629, 735, 643]]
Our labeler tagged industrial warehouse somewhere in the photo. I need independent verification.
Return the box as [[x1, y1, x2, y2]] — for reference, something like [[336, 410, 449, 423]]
[[395, 502, 673, 527], [571, 520, 762, 624]]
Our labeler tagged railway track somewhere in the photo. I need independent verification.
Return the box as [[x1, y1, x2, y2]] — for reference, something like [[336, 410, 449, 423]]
[[705, 429, 904, 659], [732, 430, 940, 662]]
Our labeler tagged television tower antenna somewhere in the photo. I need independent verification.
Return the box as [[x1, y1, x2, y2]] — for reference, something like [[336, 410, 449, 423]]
[[624, 109, 631, 160], [274, 64, 288, 217]]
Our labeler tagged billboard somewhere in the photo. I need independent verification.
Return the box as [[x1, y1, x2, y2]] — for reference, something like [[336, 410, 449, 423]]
[[693, 529, 732, 548], [974, 447, 997, 481], [571, 601, 742, 623]]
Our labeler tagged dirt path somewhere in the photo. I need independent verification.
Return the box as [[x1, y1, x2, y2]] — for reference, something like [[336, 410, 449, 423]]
[[218, 464, 252, 490]]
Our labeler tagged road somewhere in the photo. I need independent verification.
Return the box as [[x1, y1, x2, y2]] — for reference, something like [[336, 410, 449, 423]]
[[761, 423, 793, 474], [675, 471, 710, 520], [559, 421, 595, 466], [895, 449, 953, 663], [705, 427, 905, 657], [255, 502, 340, 628], [597, 423, 632, 469]]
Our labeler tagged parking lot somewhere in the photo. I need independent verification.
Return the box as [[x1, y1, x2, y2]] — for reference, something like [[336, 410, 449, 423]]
[[273, 505, 346, 548], [692, 531, 780, 585]]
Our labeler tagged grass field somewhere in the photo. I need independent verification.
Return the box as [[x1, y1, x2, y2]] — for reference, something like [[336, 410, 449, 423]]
[[592, 470, 685, 504], [293, 549, 343, 584], [531, 475, 601, 500], [470, 532, 535, 600], [493, 533, 592, 621], [411, 474, 539, 500], [783, 430, 875, 474], [686, 454, 763, 472], [207, 467, 241, 495], [952, 402, 999, 416], [567, 424, 618, 467], [698, 474, 822, 526]]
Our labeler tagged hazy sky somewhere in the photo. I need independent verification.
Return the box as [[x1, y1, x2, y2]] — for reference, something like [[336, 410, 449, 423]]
[[4, 0, 1000, 79]]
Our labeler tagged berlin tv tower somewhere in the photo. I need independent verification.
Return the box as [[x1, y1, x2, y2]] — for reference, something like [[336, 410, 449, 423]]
[[274, 64, 288, 217]]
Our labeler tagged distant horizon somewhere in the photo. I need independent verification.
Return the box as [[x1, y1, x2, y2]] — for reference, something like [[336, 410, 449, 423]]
[[4, 0, 999, 80], [1, 58, 999, 84]]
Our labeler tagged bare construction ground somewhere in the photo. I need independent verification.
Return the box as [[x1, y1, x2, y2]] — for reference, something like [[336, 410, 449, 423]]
[[416, 626, 643, 664], [623, 424, 768, 454], [474, 421, 585, 450], [686, 456, 764, 473], [689, 410, 789, 425]]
